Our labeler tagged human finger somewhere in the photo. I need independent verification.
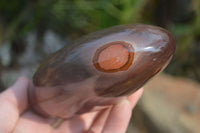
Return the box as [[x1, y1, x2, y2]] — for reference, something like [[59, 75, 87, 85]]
[[102, 88, 143, 133], [0, 76, 29, 133], [87, 108, 111, 133]]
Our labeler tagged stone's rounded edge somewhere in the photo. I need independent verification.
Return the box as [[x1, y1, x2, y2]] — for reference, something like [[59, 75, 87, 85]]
[[92, 41, 134, 73], [93, 26, 176, 97], [28, 83, 51, 118]]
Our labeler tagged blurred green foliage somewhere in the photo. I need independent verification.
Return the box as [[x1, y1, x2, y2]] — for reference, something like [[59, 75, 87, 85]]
[[0, 0, 151, 41], [0, 0, 200, 81]]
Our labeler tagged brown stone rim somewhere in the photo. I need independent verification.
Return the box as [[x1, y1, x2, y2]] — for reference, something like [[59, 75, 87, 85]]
[[93, 41, 134, 73]]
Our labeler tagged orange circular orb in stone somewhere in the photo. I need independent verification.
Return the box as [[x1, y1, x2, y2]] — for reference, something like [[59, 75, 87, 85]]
[[93, 41, 134, 73]]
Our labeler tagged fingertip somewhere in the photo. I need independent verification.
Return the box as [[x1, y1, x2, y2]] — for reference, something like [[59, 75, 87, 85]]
[[11, 76, 30, 89], [0, 76, 30, 132], [1, 75, 30, 113], [127, 88, 144, 108]]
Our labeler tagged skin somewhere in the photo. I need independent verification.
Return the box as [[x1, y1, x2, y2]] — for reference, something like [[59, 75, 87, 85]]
[[0, 76, 143, 133]]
